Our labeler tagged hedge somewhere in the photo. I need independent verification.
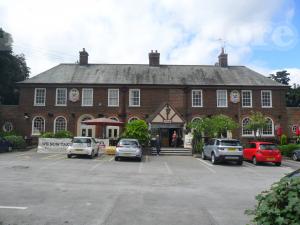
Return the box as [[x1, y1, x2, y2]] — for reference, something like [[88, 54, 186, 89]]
[[279, 144, 300, 157], [4, 135, 26, 149]]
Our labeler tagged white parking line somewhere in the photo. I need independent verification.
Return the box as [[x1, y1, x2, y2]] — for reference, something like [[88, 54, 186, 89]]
[[0, 206, 27, 210], [89, 163, 102, 171], [195, 158, 216, 173], [164, 162, 173, 175], [109, 157, 114, 161], [196, 158, 214, 167]]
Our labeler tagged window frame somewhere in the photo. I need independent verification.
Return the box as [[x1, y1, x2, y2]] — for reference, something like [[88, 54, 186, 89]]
[[54, 116, 67, 133], [241, 90, 252, 108], [262, 117, 274, 136], [82, 88, 94, 107], [55, 88, 67, 106], [192, 90, 203, 107], [34, 88, 46, 106], [32, 116, 45, 136], [241, 117, 254, 137], [129, 89, 140, 107], [108, 89, 119, 107], [216, 90, 228, 108], [261, 90, 272, 108]]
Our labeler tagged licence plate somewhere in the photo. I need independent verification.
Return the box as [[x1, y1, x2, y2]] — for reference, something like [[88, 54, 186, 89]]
[[266, 157, 275, 161], [228, 148, 236, 151], [225, 156, 238, 159]]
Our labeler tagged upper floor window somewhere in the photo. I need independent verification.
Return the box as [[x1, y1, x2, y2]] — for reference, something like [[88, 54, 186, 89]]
[[82, 88, 93, 106], [217, 90, 227, 107], [54, 116, 67, 133], [32, 116, 45, 135], [108, 89, 119, 107], [261, 90, 272, 108], [129, 89, 140, 107], [56, 88, 67, 106], [34, 88, 46, 106], [192, 90, 203, 107], [242, 90, 252, 108]]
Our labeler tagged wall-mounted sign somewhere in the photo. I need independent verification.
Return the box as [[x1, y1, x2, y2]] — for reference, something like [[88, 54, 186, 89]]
[[230, 90, 240, 103], [69, 88, 80, 102], [163, 120, 172, 123]]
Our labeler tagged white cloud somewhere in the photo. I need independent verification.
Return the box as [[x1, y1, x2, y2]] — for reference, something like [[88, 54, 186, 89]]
[[0, 0, 293, 77]]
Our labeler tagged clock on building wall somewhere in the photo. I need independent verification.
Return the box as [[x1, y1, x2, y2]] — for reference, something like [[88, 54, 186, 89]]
[[230, 90, 240, 103], [69, 88, 80, 102]]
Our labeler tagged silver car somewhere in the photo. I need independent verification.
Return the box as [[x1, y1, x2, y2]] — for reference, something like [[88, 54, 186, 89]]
[[202, 138, 243, 165], [115, 139, 142, 162]]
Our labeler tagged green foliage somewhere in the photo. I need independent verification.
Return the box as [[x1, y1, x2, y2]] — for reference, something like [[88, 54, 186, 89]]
[[269, 70, 290, 85], [194, 141, 204, 153], [54, 130, 73, 138], [121, 120, 150, 146], [40, 131, 73, 138], [245, 111, 268, 139], [245, 177, 300, 225], [286, 85, 300, 107], [279, 144, 300, 157], [0, 130, 18, 137], [280, 134, 287, 145], [4, 135, 26, 149], [0, 28, 30, 105]]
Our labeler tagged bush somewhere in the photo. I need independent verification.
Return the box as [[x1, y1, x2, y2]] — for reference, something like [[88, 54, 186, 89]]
[[54, 130, 73, 138], [280, 134, 287, 145], [245, 177, 300, 224], [40, 132, 55, 138], [0, 130, 18, 137], [4, 135, 26, 149], [121, 120, 150, 146], [279, 144, 300, 157], [194, 142, 204, 154]]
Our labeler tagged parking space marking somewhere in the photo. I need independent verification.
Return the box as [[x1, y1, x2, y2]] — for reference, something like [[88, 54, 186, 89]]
[[243, 161, 256, 167], [196, 158, 214, 167], [89, 163, 102, 171], [0, 206, 27, 210], [109, 156, 114, 161], [164, 162, 173, 175], [41, 154, 64, 160], [195, 158, 216, 173]]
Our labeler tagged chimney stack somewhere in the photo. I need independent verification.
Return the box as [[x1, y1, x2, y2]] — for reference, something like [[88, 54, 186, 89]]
[[79, 48, 89, 65], [218, 47, 228, 67], [149, 50, 160, 67]]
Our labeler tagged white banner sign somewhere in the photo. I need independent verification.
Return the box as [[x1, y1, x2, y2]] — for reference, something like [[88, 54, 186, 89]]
[[37, 138, 72, 153], [184, 133, 193, 149]]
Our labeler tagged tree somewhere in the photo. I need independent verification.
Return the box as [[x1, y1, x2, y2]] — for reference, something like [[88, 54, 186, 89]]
[[121, 120, 150, 146], [245, 111, 268, 139], [211, 114, 239, 138], [269, 70, 290, 85], [286, 85, 300, 107], [0, 28, 30, 105]]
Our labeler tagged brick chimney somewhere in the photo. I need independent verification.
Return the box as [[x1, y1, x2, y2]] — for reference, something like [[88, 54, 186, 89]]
[[218, 47, 228, 67], [149, 50, 160, 67], [79, 48, 89, 65]]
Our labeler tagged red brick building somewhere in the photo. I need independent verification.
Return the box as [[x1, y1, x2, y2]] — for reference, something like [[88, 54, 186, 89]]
[[0, 48, 291, 146]]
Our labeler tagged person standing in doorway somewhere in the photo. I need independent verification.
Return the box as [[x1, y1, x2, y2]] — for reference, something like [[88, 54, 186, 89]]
[[155, 134, 161, 155], [172, 130, 177, 147]]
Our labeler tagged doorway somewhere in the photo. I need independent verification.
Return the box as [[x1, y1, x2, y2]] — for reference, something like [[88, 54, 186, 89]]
[[160, 128, 182, 147]]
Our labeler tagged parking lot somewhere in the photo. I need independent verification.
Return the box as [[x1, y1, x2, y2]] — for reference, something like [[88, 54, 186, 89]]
[[0, 150, 299, 225]]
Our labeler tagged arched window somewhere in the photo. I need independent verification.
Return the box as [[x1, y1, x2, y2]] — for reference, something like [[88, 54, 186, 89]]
[[242, 117, 254, 136], [191, 117, 202, 123], [109, 117, 119, 121], [54, 116, 67, 133], [32, 116, 45, 135], [128, 117, 139, 123], [262, 118, 274, 136]]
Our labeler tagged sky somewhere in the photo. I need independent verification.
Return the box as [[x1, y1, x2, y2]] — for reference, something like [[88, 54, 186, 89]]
[[0, 0, 299, 84]]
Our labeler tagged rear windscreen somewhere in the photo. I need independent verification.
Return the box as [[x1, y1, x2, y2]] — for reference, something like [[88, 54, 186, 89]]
[[73, 138, 91, 144], [260, 144, 277, 150], [220, 141, 241, 146], [119, 140, 138, 146]]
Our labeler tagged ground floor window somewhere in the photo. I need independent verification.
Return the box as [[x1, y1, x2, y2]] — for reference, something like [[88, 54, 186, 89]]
[[32, 116, 45, 135], [262, 118, 274, 136], [54, 116, 67, 133]]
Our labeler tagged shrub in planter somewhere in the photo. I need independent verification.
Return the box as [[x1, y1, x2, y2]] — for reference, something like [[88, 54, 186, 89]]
[[245, 177, 300, 224], [54, 131, 73, 138], [279, 144, 300, 157], [4, 135, 26, 149], [280, 134, 287, 145], [40, 132, 55, 138]]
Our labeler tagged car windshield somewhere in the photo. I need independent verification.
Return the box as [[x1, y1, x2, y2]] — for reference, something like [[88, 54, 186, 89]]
[[220, 140, 240, 146], [73, 138, 91, 144], [119, 140, 138, 146], [260, 144, 278, 150]]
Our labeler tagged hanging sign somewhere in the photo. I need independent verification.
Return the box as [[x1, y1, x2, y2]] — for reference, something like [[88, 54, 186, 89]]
[[230, 90, 240, 103], [69, 88, 80, 102]]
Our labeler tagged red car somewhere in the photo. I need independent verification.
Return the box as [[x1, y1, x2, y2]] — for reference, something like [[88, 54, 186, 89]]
[[243, 141, 282, 166]]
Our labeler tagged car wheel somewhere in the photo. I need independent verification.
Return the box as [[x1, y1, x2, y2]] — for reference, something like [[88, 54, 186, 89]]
[[253, 156, 258, 165], [137, 157, 142, 162], [89, 151, 94, 159], [67, 154, 72, 158], [237, 160, 243, 165], [115, 157, 119, 161], [211, 153, 217, 165], [201, 151, 207, 160], [275, 162, 281, 166], [292, 153, 298, 161]]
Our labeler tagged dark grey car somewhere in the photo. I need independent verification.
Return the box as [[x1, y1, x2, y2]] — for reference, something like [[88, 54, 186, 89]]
[[202, 138, 243, 165], [292, 150, 300, 161]]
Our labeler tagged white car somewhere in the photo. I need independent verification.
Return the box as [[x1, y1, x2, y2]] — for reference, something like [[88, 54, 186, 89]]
[[115, 138, 142, 162], [67, 137, 99, 159]]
